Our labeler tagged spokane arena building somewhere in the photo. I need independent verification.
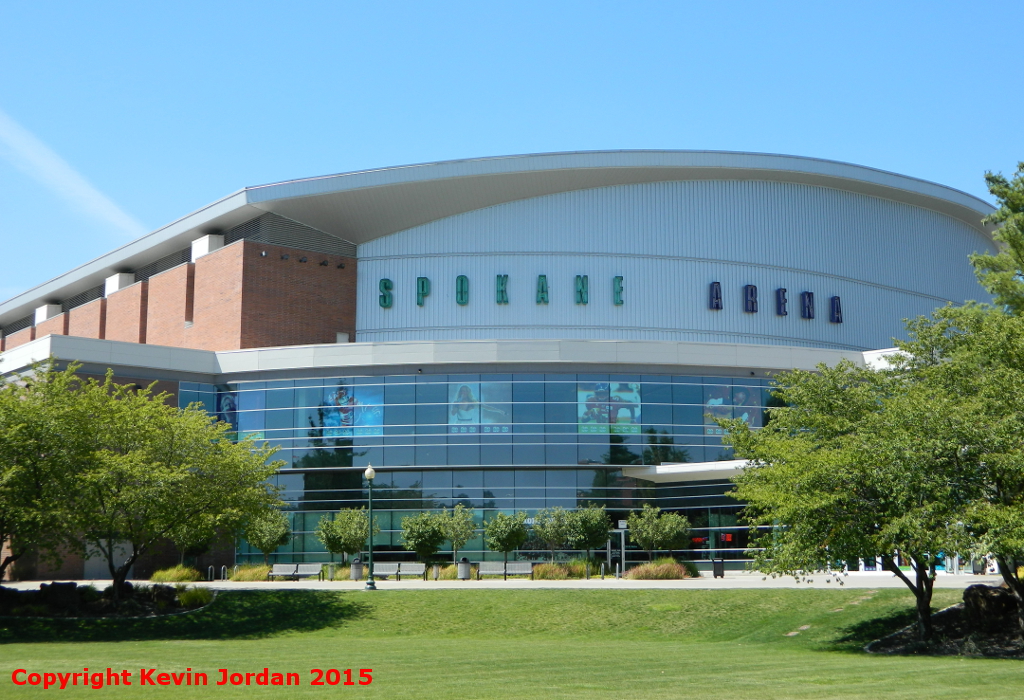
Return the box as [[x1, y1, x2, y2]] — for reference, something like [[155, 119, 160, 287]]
[[0, 150, 996, 577]]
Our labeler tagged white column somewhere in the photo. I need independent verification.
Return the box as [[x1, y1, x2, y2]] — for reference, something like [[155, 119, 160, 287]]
[[191, 234, 224, 261], [105, 272, 136, 296], [34, 304, 62, 324]]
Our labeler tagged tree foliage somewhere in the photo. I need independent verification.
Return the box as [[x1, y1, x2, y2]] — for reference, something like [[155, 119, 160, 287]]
[[564, 504, 612, 559], [484, 512, 529, 564], [315, 507, 379, 562], [626, 504, 690, 560], [244, 509, 292, 565], [969, 162, 1024, 313], [532, 507, 572, 561], [441, 504, 476, 563], [400, 511, 446, 562]]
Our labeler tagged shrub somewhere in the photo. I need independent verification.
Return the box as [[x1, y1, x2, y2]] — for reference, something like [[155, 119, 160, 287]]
[[625, 560, 693, 580], [229, 564, 271, 581], [151, 565, 202, 583], [177, 586, 214, 608], [533, 563, 569, 580], [564, 558, 602, 578]]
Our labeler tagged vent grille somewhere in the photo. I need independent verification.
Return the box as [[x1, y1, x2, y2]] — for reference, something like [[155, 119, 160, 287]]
[[225, 213, 357, 257], [2, 314, 34, 337], [61, 284, 105, 313], [134, 248, 191, 281]]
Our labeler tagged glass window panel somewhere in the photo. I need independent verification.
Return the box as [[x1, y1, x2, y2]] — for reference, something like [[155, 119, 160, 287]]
[[422, 470, 452, 489], [416, 383, 448, 403], [354, 446, 383, 468], [265, 409, 294, 430], [545, 382, 576, 402], [385, 446, 414, 466], [546, 491, 577, 509], [238, 411, 264, 432], [513, 403, 545, 423], [545, 470, 576, 488], [416, 403, 447, 425], [672, 383, 703, 405], [453, 470, 483, 488], [545, 402, 577, 424], [415, 445, 447, 466], [674, 405, 704, 426], [545, 444, 577, 465], [515, 494, 545, 510], [641, 383, 672, 404], [514, 470, 545, 487], [577, 442, 607, 466], [480, 443, 513, 466], [513, 444, 545, 466], [484, 469, 514, 489], [391, 470, 422, 489], [385, 383, 416, 405], [512, 382, 544, 402], [642, 403, 672, 424], [295, 387, 323, 408], [448, 444, 480, 466], [385, 405, 415, 426], [178, 390, 198, 409], [265, 389, 293, 409]]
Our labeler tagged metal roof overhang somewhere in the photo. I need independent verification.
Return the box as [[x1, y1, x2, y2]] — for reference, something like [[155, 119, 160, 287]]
[[0, 150, 996, 328], [623, 460, 750, 483]]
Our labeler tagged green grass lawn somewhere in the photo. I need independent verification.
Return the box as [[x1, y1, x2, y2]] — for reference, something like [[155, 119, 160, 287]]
[[1, 587, 1020, 698]]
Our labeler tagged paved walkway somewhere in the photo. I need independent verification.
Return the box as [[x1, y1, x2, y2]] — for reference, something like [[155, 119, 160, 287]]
[[4, 572, 1002, 591]]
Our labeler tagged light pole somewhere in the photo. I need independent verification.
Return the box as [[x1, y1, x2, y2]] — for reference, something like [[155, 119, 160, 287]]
[[364, 465, 377, 591]]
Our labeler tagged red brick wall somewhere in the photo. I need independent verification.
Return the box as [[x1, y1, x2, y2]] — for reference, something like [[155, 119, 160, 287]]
[[35, 312, 68, 338], [105, 282, 148, 344], [239, 241, 356, 348], [146, 263, 195, 347], [4, 326, 35, 349], [185, 244, 246, 351], [67, 298, 106, 339]]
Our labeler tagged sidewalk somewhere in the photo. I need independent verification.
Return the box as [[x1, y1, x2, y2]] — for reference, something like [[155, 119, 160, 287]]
[[4, 572, 1002, 592]]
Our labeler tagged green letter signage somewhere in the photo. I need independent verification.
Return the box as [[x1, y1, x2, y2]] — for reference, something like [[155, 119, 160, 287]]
[[575, 275, 589, 304], [379, 278, 393, 308], [495, 275, 509, 304], [536, 275, 549, 304], [613, 276, 624, 305], [456, 275, 469, 305], [416, 277, 431, 306]]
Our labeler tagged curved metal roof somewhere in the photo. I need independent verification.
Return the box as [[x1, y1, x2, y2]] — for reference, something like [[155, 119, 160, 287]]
[[0, 150, 996, 328]]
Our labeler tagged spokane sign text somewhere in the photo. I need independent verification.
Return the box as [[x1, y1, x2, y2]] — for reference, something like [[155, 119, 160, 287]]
[[378, 276, 842, 323]]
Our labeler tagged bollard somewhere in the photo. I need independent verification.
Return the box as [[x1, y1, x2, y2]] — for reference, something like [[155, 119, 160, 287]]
[[433, 564, 440, 581], [600, 562, 605, 580], [328, 563, 335, 581], [207, 565, 214, 581], [585, 562, 590, 580], [615, 562, 620, 579]]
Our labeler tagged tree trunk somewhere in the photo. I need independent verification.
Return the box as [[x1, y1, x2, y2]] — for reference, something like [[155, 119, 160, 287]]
[[996, 555, 1024, 638], [882, 554, 934, 641], [0, 552, 19, 581]]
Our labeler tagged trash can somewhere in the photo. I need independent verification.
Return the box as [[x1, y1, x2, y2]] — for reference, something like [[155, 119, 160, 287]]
[[350, 558, 363, 581], [712, 559, 725, 579], [457, 557, 471, 580], [972, 558, 986, 575]]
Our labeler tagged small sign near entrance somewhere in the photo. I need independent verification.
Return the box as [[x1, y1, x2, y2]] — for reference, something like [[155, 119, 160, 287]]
[[618, 520, 628, 529]]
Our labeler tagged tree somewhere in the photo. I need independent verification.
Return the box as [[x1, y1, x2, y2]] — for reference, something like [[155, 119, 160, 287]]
[[969, 162, 1024, 314], [245, 510, 292, 565], [532, 507, 571, 562], [168, 518, 217, 566], [627, 504, 690, 561], [68, 373, 283, 601], [564, 504, 612, 560], [0, 362, 85, 580], [400, 511, 446, 562], [484, 512, 529, 568], [723, 359, 977, 641], [441, 504, 476, 563], [315, 508, 379, 563], [898, 304, 1024, 635]]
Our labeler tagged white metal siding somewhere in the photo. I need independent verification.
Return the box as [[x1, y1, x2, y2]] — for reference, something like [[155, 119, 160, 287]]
[[356, 180, 991, 350]]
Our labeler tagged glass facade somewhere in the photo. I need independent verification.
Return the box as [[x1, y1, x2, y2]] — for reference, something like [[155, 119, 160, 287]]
[[180, 373, 768, 564]]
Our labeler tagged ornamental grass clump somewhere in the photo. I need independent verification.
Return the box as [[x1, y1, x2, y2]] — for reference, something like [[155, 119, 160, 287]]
[[176, 586, 214, 608], [532, 563, 569, 580], [625, 558, 694, 580], [150, 565, 202, 583], [229, 564, 271, 581]]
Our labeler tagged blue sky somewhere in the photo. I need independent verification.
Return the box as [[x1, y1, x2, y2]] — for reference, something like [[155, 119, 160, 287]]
[[1, 1, 1021, 301]]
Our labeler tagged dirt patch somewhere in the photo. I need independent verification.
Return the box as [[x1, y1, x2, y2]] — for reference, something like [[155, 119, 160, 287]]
[[867, 603, 1024, 659]]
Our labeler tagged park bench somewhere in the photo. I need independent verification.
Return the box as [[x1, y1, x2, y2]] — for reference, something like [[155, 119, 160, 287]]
[[370, 562, 399, 580], [477, 561, 506, 580], [268, 563, 324, 581], [399, 562, 426, 580], [505, 561, 534, 580]]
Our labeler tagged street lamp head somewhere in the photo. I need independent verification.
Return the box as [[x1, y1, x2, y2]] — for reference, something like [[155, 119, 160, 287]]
[[364, 465, 376, 481]]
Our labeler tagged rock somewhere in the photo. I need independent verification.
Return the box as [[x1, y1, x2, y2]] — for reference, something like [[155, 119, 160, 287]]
[[963, 584, 1016, 632]]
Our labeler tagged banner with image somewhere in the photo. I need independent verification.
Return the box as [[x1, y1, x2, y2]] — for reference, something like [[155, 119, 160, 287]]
[[448, 382, 512, 434], [321, 381, 383, 437], [577, 382, 641, 434]]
